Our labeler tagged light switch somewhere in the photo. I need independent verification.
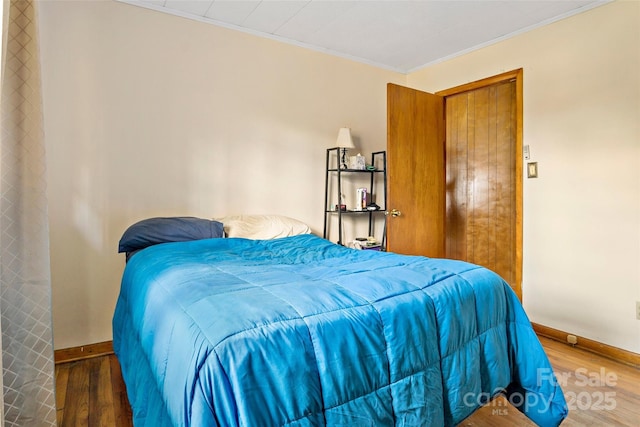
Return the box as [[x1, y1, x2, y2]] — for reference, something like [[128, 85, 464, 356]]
[[527, 162, 538, 178]]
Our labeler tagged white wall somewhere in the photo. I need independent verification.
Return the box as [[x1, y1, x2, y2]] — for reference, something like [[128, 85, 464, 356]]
[[38, 0, 404, 349], [408, 0, 640, 353]]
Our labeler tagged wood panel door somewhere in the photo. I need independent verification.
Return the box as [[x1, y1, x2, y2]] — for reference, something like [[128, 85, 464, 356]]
[[386, 83, 445, 257], [438, 71, 522, 298]]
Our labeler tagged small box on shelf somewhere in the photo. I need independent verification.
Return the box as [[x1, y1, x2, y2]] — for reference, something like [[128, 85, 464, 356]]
[[349, 154, 366, 170], [361, 244, 382, 251], [353, 237, 381, 250]]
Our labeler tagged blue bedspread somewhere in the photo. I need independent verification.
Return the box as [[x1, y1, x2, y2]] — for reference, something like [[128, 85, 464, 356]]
[[113, 234, 567, 426]]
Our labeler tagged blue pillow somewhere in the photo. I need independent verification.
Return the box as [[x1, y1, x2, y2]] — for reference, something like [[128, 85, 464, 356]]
[[118, 217, 224, 256]]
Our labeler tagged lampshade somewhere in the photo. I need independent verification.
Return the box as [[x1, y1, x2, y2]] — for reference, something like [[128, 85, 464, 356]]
[[336, 127, 355, 149]]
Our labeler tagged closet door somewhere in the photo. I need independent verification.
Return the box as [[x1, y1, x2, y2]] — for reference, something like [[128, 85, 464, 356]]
[[443, 79, 519, 293], [386, 83, 445, 257]]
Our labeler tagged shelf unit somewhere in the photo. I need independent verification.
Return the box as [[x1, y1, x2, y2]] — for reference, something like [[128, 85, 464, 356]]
[[323, 148, 387, 248]]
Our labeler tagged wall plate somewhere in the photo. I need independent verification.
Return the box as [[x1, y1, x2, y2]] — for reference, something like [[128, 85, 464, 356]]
[[527, 162, 538, 178]]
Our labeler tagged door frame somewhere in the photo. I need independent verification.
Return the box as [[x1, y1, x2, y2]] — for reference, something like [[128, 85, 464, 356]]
[[436, 68, 524, 300]]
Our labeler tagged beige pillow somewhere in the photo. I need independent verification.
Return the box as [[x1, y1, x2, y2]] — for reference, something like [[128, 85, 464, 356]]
[[218, 214, 311, 239]]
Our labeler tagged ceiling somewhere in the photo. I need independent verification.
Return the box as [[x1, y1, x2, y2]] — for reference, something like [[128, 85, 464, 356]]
[[117, 0, 608, 73]]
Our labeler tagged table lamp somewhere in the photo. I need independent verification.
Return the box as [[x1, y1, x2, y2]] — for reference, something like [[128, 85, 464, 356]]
[[336, 127, 355, 169]]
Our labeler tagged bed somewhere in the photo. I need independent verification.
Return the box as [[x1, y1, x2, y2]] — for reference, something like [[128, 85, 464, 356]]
[[113, 216, 568, 427]]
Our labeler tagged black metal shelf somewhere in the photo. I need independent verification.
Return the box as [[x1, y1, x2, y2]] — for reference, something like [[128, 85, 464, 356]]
[[324, 209, 386, 214], [323, 149, 387, 248], [326, 168, 385, 173]]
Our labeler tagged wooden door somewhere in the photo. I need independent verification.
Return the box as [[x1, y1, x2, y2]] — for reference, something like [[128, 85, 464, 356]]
[[386, 83, 445, 257], [442, 79, 519, 292]]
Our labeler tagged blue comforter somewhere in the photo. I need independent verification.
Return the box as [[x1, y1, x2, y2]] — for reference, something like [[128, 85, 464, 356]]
[[113, 234, 567, 426]]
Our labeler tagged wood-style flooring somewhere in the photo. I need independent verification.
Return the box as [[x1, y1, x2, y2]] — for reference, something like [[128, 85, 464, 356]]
[[55, 336, 640, 426]]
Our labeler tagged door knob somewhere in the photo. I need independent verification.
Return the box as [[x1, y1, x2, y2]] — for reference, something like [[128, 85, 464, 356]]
[[386, 209, 402, 217]]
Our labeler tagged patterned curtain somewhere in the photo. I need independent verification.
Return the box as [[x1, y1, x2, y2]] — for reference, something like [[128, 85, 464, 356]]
[[0, 0, 57, 425]]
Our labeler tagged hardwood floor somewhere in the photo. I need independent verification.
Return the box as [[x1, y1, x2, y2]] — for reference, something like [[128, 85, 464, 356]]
[[55, 336, 639, 426], [56, 353, 132, 427]]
